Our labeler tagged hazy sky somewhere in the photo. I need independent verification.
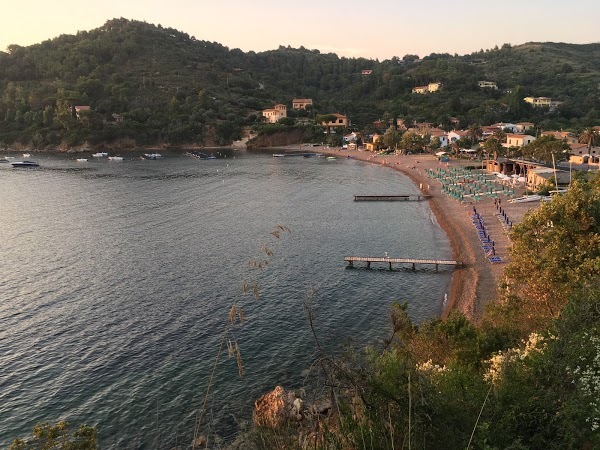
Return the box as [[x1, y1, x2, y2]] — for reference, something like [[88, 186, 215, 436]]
[[1, 0, 599, 59]]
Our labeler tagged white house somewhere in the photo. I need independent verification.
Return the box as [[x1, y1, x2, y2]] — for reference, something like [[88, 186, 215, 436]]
[[448, 130, 469, 144], [478, 81, 498, 89], [262, 104, 287, 123]]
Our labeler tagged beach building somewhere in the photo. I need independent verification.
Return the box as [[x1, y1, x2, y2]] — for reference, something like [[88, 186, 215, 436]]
[[482, 125, 502, 137], [262, 104, 287, 123], [292, 98, 313, 110], [526, 167, 570, 189], [364, 134, 382, 151], [504, 134, 536, 148]]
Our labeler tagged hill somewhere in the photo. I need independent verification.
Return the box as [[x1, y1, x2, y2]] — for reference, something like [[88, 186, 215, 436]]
[[0, 19, 599, 149]]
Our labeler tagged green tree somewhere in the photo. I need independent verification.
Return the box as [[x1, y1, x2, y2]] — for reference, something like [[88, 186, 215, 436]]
[[382, 125, 401, 150], [466, 123, 483, 147]]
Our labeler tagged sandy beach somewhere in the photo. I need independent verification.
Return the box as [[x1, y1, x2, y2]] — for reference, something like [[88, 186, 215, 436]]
[[282, 145, 540, 320]]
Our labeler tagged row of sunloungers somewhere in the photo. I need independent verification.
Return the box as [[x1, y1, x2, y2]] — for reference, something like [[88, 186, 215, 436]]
[[472, 208, 503, 264]]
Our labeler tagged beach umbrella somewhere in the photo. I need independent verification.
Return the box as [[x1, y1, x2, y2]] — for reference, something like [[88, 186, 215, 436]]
[[518, 176, 526, 182]]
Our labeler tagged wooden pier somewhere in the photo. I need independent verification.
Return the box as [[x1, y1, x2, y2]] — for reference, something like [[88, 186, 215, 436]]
[[353, 194, 431, 202], [344, 256, 462, 271]]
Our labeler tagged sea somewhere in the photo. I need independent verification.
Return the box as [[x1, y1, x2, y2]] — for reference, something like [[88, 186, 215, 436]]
[[0, 149, 452, 448]]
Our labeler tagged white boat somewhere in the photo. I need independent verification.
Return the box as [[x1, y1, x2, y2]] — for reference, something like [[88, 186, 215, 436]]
[[108, 156, 124, 161], [92, 152, 108, 158], [142, 153, 162, 160], [508, 194, 542, 204], [76, 158, 88, 162], [22, 153, 31, 158]]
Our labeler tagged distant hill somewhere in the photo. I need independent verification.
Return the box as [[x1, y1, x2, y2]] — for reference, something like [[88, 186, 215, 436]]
[[0, 19, 599, 149]]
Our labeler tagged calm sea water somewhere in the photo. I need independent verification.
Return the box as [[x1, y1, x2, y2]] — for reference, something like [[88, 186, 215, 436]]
[[0, 150, 452, 448]]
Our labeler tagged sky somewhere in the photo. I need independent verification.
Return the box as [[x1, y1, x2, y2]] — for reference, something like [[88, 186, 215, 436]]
[[1, 0, 599, 59]]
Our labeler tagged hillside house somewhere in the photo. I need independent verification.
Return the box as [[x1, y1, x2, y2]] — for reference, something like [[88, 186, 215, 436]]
[[478, 81, 498, 89], [74, 105, 91, 120], [541, 131, 578, 144], [262, 104, 287, 123], [429, 129, 449, 147], [111, 113, 124, 123], [524, 96, 551, 107], [292, 98, 313, 110], [322, 113, 349, 129], [412, 82, 442, 94], [504, 134, 536, 148], [482, 125, 502, 137], [361, 69, 372, 75]]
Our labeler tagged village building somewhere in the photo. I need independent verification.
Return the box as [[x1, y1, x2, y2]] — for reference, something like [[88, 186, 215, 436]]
[[262, 104, 287, 123], [448, 130, 469, 144], [541, 131, 578, 145], [515, 122, 535, 133], [429, 129, 449, 147], [504, 133, 536, 147], [322, 113, 349, 130], [526, 167, 570, 189], [396, 118, 408, 131], [492, 122, 517, 133], [292, 98, 313, 110], [524, 96, 552, 107], [111, 113, 124, 123], [412, 82, 442, 94], [481, 125, 502, 137], [361, 69, 372, 75], [478, 81, 498, 89], [364, 134, 382, 151]]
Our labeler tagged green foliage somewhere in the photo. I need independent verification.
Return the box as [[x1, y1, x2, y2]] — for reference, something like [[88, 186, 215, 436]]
[[1, 20, 600, 148], [10, 422, 97, 450]]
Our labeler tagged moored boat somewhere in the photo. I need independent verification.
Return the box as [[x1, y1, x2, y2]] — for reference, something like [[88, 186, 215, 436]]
[[11, 160, 40, 168], [142, 153, 162, 160], [76, 158, 88, 162], [108, 156, 124, 161], [22, 153, 31, 158], [92, 152, 108, 158]]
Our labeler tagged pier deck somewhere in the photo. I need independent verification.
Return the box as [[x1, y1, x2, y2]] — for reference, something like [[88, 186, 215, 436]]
[[353, 194, 431, 201], [344, 256, 461, 271]]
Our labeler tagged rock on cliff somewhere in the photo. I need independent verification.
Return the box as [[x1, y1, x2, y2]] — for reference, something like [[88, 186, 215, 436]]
[[246, 129, 312, 149]]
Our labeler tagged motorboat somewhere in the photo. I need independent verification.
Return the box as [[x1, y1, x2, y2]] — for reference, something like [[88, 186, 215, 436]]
[[108, 156, 124, 161], [22, 153, 31, 158], [142, 153, 162, 160], [92, 152, 108, 157], [11, 160, 40, 168], [508, 194, 542, 203], [76, 158, 88, 162]]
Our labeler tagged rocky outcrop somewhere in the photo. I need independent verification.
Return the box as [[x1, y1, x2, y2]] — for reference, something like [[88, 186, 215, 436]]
[[246, 129, 311, 149]]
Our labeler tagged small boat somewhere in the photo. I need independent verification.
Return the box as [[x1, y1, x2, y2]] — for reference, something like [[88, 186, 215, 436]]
[[11, 160, 40, 168], [187, 151, 216, 159], [92, 152, 108, 158], [273, 154, 285, 158], [108, 156, 124, 161], [142, 153, 162, 160], [22, 153, 31, 158], [326, 156, 337, 160], [76, 158, 88, 162], [508, 194, 542, 204]]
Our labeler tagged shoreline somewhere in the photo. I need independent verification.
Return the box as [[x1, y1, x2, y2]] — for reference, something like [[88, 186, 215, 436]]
[[279, 145, 537, 321]]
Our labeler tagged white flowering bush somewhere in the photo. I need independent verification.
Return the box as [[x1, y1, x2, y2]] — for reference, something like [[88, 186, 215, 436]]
[[566, 332, 600, 432], [484, 332, 548, 383]]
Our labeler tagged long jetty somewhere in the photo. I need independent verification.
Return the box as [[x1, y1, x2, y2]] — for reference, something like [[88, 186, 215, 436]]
[[353, 194, 431, 202], [344, 256, 462, 271]]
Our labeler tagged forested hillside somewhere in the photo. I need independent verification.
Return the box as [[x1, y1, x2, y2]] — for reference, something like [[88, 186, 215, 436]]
[[0, 19, 599, 149]]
